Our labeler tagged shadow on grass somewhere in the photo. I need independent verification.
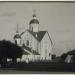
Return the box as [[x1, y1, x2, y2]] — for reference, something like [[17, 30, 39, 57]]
[[2, 61, 75, 72]]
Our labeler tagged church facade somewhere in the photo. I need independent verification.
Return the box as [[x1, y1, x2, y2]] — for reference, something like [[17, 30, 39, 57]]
[[14, 13, 53, 63]]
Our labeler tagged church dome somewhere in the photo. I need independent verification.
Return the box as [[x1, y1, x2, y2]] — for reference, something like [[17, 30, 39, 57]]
[[29, 19, 39, 24], [14, 34, 21, 39], [29, 14, 39, 25]]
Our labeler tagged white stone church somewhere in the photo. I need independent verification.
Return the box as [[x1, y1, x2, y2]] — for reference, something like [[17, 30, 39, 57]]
[[14, 12, 53, 63]]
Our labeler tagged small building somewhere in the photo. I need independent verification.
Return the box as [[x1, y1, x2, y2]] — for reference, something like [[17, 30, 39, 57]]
[[65, 55, 74, 63], [14, 12, 53, 63]]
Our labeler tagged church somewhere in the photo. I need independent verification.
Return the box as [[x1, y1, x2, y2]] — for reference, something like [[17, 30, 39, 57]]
[[14, 12, 53, 63]]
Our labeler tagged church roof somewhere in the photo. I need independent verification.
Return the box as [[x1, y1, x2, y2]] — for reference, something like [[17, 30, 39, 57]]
[[22, 45, 40, 55], [29, 13, 39, 24], [20, 30, 53, 44], [22, 49, 30, 55], [28, 30, 47, 42]]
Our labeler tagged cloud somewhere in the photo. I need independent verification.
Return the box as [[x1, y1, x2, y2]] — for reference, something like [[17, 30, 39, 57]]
[[59, 40, 75, 44], [56, 29, 70, 33], [0, 12, 16, 17]]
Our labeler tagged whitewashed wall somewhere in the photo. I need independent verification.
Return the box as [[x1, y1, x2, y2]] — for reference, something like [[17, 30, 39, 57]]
[[21, 30, 39, 52], [21, 30, 52, 62], [40, 32, 52, 60]]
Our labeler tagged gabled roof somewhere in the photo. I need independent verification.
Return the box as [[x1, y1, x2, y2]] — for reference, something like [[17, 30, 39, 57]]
[[28, 30, 47, 42], [20, 30, 47, 42], [20, 29, 53, 44]]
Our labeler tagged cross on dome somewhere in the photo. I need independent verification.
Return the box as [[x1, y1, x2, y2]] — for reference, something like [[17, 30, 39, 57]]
[[16, 24, 19, 33], [29, 9, 39, 25], [33, 9, 36, 18]]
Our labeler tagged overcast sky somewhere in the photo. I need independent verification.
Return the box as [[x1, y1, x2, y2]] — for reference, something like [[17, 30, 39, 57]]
[[0, 2, 75, 56]]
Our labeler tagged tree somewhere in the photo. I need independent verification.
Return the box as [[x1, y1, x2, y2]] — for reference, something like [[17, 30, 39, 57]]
[[0, 40, 23, 67], [60, 53, 67, 63], [60, 50, 75, 63]]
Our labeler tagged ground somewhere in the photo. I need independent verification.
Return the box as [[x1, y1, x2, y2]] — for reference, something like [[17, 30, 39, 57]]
[[0, 69, 53, 74], [0, 62, 75, 73]]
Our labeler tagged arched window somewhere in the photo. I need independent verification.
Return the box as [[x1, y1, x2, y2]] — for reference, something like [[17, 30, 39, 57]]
[[26, 40, 29, 46], [49, 53, 50, 56], [32, 27, 33, 31], [15, 40, 17, 45]]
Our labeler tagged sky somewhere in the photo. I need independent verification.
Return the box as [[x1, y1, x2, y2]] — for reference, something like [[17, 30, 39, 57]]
[[0, 2, 75, 56]]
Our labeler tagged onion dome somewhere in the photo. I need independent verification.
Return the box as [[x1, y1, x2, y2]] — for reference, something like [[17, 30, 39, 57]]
[[14, 34, 21, 39], [29, 14, 39, 25]]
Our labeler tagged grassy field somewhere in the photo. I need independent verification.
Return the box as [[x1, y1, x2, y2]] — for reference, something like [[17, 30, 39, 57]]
[[0, 69, 74, 74], [0, 62, 75, 73], [0, 68, 56, 74]]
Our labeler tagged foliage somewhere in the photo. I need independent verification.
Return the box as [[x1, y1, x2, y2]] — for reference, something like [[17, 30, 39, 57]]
[[0, 40, 23, 67], [60, 50, 75, 63], [0, 40, 23, 59]]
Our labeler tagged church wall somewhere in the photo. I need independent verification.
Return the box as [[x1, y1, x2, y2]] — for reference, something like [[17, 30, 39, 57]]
[[32, 37, 38, 51], [31, 24, 39, 32], [21, 31, 38, 52], [21, 31, 32, 48], [21, 31, 52, 61], [21, 54, 40, 63], [38, 43, 41, 54], [15, 38, 21, 46], [46, 33, 52, 60], [21, 54, 33, 62], [40, 32, 52, 60]]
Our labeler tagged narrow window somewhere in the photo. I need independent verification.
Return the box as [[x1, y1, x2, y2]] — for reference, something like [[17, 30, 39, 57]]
[[26, 40, 29, 46], [15, 40, 17, 45], [49, 53, 50, 56]]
